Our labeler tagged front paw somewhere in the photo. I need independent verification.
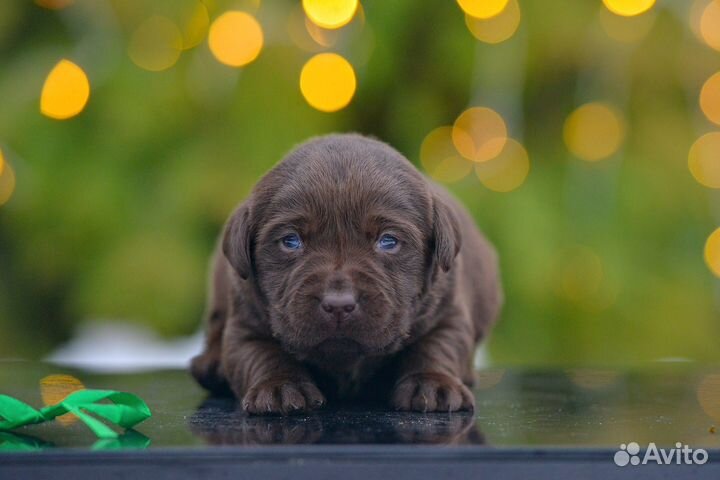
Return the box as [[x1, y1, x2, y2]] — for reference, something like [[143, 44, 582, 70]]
[[242, 378, 326, 415], [190, 352, 231, 395], [391, 372, 475, 412]]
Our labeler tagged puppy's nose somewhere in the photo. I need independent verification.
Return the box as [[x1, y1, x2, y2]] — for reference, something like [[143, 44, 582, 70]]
[[320, 292, 357, 315]]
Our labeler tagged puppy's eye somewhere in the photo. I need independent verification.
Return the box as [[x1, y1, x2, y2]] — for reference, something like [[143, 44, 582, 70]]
[[281, 233, 303, 251], [377, 234, 399, 252]]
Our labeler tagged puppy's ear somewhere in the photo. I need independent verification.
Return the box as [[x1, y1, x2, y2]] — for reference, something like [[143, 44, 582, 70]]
[[431, 195, 462, 272], [222, 201, 255, 280]]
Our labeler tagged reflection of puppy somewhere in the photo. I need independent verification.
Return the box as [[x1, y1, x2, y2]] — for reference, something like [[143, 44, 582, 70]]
[[189, 398, 484, 445], [191, 134, 502, 414]]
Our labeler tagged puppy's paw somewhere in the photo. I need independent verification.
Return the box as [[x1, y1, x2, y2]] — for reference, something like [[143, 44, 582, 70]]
[[190, 352, 231, 395], [242, 378, 326, 415], [391, 372, 475, 413]]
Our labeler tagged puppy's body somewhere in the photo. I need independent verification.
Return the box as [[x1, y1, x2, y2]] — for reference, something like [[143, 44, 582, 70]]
[[191, 134, 502, 414]]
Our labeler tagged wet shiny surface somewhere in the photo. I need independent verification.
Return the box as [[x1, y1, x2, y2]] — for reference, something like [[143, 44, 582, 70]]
[[1, 361, 719, 450]]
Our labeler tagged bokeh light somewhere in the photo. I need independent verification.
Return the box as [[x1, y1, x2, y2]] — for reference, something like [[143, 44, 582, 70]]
[[688, 132, 720, 188], [698, 373, 720, 421], [128, 16, 182, 72], [474, 138, 529, 192], [554, 246, 617, 312], [305, 16, 340, 47], [288, 5, 325, 52], [559, 246, 603, 302], [208, 11, 264, 67], [303, 0, 358, 29], [288, 2, 364, 52], [599, 5, 656, 43], [300, 53, 356, 112], [464, 0, 520, 44], [475, 369, 505, 389], [705, 228, 720, 277], [457, 0, 509, 20], [452, 107, 507, 162], [700, 0, 720, 52], [179, 1, 210, 50], [40, 374, 85, 426], [40, 59, 90, 120], [0, 158, 14, 207], [700, 72, 720, 126], [0, 148, 4, 176], [420, 127, 473, 183], [563, 102, 625, 161], [35, 0, 73, 9], [602, 0, 656, 17]]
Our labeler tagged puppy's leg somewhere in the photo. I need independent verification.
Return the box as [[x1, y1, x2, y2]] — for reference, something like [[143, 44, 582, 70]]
[[190, 252, 232, 395], [391, 320, 476, 413], [221, 324, 326, 415], [190, 310, 230, 394]]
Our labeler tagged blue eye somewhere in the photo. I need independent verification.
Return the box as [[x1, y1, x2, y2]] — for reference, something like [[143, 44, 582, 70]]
[[281, 234, 303, 251], [377, 234, 399, 251]]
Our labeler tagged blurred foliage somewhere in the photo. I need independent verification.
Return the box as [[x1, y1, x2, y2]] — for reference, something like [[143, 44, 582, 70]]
[[0, 0, 718, 364]]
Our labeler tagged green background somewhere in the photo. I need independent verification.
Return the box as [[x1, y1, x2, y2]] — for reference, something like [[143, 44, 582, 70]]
[[0, 0, 718, 365]]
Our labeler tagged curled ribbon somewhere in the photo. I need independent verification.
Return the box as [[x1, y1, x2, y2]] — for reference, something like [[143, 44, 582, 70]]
[[0, 390, 151, 439]]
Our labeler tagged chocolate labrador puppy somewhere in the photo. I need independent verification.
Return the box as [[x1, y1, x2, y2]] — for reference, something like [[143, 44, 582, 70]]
[[191, 134, 502, 414]]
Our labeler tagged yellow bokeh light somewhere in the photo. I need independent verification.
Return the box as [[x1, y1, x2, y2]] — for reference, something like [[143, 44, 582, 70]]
[[0, 160, 15, 207], [35, 0, 73, 9], [705, 228, 720, 277], [208, 11, 264, 67], [288, 5, 324, 53], [688, 132, 720, 189], [305, 16, 340, 47], [690, 0, 706, 41], [599, 5, 656, 43], [700, 0, 720, 52], [303, 0, 358, 29], [563, 102, 625, 161], [700, 72, 720, 126], [300, 53, 356, 112], [603, 0, 656, 17], [0, 148, 4, 177], [128, 16, 182, 72], [698, 373, 720, 421], [420, 127, 473, 183], [40, 374, 85, 426], [180, 1, 210, 50], [464, 0, 520, 44], [474, 138, 529, 192], [554, 245, 617, 311], [475, 369, 505, 389], [290, 3, 364, 52], [457, 0, 509, 19], [560, 246, 604, 301], [452, 107, 507, 162], [40, 59, 90, 120]]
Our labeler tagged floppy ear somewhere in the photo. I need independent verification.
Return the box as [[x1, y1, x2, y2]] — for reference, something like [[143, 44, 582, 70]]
[[431, 195, 462, 273], [222, 201, 255, 280]]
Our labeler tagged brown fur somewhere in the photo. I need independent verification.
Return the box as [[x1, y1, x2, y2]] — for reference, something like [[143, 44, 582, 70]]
[[190, 134, 503, 414]]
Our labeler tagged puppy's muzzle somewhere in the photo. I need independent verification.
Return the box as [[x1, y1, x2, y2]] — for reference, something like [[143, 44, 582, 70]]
[[319, 291, 357, 325]]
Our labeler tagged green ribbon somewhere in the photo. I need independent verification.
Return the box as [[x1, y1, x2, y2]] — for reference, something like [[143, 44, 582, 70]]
[[0, 430, 151, 451], [0, 390, 151, 440]]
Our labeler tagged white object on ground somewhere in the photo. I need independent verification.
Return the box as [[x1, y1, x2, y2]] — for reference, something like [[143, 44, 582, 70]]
[[46, 321, 203, 372]]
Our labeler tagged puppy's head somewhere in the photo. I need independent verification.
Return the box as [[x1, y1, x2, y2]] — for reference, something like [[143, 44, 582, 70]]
[[223, 134, 460, 367]]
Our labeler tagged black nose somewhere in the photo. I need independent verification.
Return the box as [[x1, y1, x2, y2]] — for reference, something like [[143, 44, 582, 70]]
[[320, 292, 357, 315]]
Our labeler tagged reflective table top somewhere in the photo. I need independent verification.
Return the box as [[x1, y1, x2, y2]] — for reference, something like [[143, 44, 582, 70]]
[[1, 360, 719, 451]]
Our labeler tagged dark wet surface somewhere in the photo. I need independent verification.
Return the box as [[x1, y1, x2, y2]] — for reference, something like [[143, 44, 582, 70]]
[[1, 361, 720, 450]]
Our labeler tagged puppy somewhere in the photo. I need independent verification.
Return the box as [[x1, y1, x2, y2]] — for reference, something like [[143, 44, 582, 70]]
[[191, 134, 502, 414]]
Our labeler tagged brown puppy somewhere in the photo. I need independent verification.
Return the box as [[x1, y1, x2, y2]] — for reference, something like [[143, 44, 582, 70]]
[[191, 134, 502, 414]]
